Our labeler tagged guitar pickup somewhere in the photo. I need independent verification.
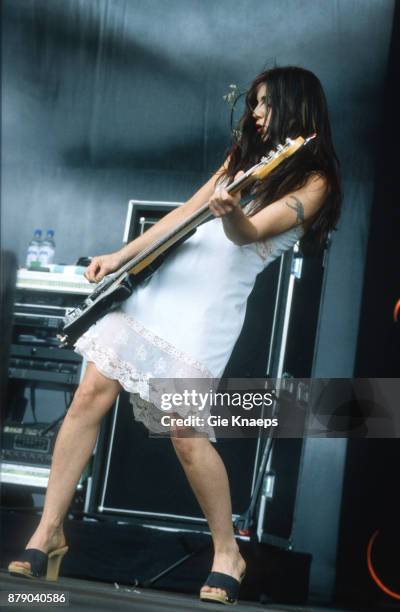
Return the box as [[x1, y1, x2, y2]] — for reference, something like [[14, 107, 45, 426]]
[[64, 308, 83, 324]]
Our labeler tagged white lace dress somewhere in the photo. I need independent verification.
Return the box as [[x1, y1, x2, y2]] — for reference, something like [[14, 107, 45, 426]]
[[74, 202, 303, 441]]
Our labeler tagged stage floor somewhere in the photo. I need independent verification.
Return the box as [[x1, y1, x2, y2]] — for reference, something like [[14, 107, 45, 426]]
[[0, 570, 388, 612]]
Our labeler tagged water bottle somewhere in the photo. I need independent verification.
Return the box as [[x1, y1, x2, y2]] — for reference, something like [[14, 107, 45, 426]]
[[25, 229, 42, 268], [38, 230, 56, 266]]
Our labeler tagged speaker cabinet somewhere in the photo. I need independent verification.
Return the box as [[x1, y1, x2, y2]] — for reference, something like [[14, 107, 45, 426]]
[[86, 390, 259, 524]]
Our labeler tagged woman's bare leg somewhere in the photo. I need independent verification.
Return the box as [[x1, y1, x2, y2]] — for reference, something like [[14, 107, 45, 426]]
[[171, 432, 246, 599], [12, 362, 122, 570]]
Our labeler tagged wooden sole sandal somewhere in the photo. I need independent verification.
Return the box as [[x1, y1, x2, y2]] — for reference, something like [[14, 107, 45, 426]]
[[200, 570, 244, 605], [8, 546, 69, 581]]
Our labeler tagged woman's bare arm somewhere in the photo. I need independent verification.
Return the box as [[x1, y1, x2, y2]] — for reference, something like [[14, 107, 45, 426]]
[[209, 173, 328, 245], [85, 164, 226, 282]]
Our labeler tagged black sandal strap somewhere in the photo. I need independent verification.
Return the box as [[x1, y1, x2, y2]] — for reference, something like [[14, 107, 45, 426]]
[[17, 549, 47, 577], [204, 571, 241, 603]]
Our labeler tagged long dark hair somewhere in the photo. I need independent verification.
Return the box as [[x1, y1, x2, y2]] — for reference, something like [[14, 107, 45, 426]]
[[221, 66, 341, 246]]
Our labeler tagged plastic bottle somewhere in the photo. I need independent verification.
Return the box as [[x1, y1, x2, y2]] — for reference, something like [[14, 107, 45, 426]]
[[25, 229, 42, 268], [38, 230, 56, 266]]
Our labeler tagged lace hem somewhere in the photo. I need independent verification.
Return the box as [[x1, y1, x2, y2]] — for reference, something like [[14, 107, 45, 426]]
[[74, 311, 217, 441], [75, 335, 151, 397]]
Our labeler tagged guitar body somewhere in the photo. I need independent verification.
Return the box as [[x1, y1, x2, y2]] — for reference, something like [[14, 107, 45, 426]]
[[61, 277, 133, 346], [59, 229, 196, 347]]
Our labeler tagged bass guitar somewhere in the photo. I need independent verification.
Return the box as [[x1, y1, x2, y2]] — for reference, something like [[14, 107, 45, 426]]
[[58, 134, 316, 348]]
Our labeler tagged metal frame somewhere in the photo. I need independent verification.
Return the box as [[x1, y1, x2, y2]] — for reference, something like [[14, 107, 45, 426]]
[[257, 241, 307, 547], [123, 199, 181, 244], [266, 243, 303, 378]]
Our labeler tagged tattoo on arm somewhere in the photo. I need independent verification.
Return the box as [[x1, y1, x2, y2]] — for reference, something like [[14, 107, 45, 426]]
[[284, 195, 305, 225]]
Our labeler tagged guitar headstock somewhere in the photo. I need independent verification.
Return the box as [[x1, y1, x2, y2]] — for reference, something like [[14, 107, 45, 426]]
[[251, 134, 316, 180]]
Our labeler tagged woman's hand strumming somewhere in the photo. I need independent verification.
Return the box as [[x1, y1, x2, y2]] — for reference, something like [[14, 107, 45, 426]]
[[208, 171, 245, 218], [84, 252, 124, 283]]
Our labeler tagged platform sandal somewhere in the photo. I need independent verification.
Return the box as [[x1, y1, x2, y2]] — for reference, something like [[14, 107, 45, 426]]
[[8, 546, 69, 581], [200, 570, 245, 605]]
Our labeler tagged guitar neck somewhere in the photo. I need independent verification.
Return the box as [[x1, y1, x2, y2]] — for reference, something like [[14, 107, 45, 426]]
[[117, 134, 312, 278]]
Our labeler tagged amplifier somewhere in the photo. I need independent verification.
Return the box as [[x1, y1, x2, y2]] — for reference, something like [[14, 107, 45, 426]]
[[2, 269, 90, 491], [8, 345, 82, 386], [9, 270, 89, 383], [1, 421, 58, 466], [86, 391, 259, 524], [1, 421, 87, 489], [16, 268, 92, 295]]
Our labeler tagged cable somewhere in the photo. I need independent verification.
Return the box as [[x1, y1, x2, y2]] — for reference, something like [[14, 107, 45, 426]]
[[393, 298, 400, 322], [367, 528, 400, 600]]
